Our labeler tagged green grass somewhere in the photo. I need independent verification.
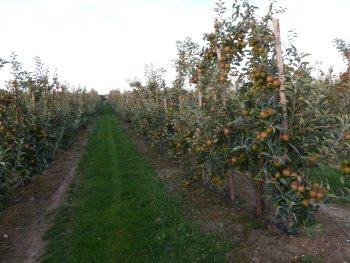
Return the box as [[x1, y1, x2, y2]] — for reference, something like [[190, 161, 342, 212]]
[[309, 166, 350, 204], [297, 258, 324, 263], [237, 215, 264, 230], [43, 106, 232, 263], [309, 167, 342, 191]]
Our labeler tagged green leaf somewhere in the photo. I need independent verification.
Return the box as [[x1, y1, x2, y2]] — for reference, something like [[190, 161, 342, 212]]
[[259, 151, 271, 158], [279, 178, 288, 186]]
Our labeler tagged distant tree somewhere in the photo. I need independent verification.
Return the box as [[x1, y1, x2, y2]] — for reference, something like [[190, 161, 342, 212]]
[[0, 58, 9, 69], [334, 38, 350, 60]]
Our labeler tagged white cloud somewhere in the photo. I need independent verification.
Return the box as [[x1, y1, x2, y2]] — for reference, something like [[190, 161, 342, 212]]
[[0, 0, 348, 94]]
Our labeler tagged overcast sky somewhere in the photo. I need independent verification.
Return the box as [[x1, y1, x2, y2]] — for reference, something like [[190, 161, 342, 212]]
[[0, 0, 349, 94]]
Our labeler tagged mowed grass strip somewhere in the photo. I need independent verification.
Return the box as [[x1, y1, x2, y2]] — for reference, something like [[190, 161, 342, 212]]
[[43, 106, 232, 263], [309, 166, 350, 204]]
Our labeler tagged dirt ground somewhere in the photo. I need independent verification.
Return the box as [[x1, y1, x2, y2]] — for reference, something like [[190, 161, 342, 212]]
[[0, 120, 349, 263], [129, 133, 350, 263], [0, 123, 94, 263]]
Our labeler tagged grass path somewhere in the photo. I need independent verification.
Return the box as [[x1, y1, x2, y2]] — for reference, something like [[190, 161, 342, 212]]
[[43, 106, 232, 263]]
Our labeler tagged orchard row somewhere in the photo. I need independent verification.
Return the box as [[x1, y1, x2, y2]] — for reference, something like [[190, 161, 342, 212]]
[[108, 1, 350, 230], [0, 55, 101, 207]]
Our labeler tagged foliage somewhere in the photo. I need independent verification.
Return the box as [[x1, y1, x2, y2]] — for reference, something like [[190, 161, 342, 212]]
[[333, 38, 350, 60], [0, 54, 101, 207], [108, 1, 350, 230]]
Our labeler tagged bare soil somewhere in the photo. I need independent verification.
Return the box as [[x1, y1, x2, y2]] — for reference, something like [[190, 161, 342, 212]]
[[129, 133, 350, 263], [1, 120, 349, 263], [0, 123, 94, 263]]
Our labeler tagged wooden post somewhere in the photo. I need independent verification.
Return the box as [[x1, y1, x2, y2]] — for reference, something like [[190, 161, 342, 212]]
[[217, 46, 222, 63], [201, 166, 205, 182], [216, 48, 227, 108], [346, 51, 350, 78], [162, 80, 167, 114], [196, 71, 203, 108], [31, 90, 35, 108], [221, 86, 227, 109], [346, 51, 350, 95], [12, 80, 20, 124], [178, 94, 183, 114], [256, 156, 264, 217], [227, 170, 235, 201], [273, 19, 288, 134], [198, 87, 203, 108], [164, 96, 167, 115], [155, 89, 159, 107]]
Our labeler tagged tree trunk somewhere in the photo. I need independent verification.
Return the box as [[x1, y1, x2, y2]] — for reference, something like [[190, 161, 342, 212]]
[[256, 179, 263, 217]]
